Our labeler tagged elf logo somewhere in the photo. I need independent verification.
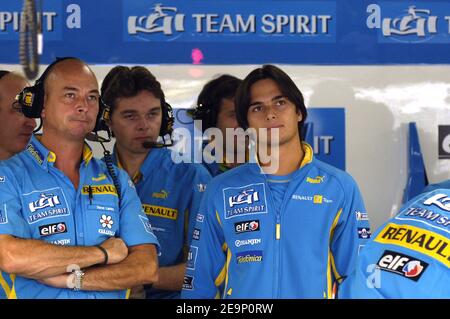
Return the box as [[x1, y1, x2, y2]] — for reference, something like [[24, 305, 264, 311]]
[[234, 220, 260, 234], [39, 222, 67, 237], [377, 250, 428, 281]]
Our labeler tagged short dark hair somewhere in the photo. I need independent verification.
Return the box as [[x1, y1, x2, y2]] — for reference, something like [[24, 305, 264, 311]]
[[235, 65, 307, 136], [191, 74, 242, 133], [101, 66, 164, 114]]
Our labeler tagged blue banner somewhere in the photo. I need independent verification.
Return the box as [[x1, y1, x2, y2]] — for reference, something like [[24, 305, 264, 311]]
[[1, 0, 450, 64]]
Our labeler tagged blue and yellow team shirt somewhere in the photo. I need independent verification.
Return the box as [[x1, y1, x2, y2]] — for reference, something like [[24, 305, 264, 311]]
[[0, 135, 159, 299], [339, 189, 450, 298], [181, 142, 370, 299], [113, 147, 212, 299]]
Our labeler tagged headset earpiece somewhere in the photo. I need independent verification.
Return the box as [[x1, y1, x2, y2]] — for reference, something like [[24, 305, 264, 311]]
[[160, 101, 174, 137]]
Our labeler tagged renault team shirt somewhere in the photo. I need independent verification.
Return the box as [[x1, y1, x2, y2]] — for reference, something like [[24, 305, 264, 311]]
[[182, 142, 370, 299], [339, 189, 450, 298], [0, 135, 159, 299], [114, 147, 212, 299]]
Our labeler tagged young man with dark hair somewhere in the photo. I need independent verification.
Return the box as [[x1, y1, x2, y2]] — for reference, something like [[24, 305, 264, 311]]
[[190, 74, 244, 176], [101, 66, 211, 299], [0, 59, 160, 299], [182, 64, 370, 298]]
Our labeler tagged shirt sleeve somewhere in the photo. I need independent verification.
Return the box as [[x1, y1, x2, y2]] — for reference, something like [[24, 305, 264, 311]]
[[330, 176, 371, 283], [181, 184, 227, 299], [116, 169, 160, 249], [185, 165, 212, 248], [0, 166, 31, 239]]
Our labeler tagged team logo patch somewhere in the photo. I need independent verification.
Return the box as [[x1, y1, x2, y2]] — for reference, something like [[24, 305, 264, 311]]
[[236, 250, 263, 264], [23, 187, 70, 224], [234, 220, 260, 234], [186, 246, 198, 270], [197, 184, 207, 192], [39, 222, 67, 237], [377, 250, 429, 281], [223, 183, 267, 220], [358, 227, 372, 239], [0, 176, 5, 182]]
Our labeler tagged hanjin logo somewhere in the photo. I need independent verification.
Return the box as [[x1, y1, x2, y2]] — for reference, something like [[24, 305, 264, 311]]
[[128, 3, 185, 35]]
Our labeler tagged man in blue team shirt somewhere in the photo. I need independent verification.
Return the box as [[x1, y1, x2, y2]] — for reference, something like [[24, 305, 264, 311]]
[[0, 71, 36, 298], [182, 65, 370, 299], [339, 189, 450, 298], [0, 58, 159, 299], [189, 75, 245, 176], [101, 66, 211, 299]]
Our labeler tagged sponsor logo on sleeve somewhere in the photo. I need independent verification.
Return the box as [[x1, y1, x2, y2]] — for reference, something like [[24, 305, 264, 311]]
[[223, 183, 267, 220], [358, 227, 372, 239], [196, 213, 205, 223], [186, 246, 198, 270], [356, 211, 369, 221], [377, 250, 429, 281], [183, 275, 194, 290], [193, 228, 201, 240], [139, 215, 154, 234], [0, 206, 7, 224]]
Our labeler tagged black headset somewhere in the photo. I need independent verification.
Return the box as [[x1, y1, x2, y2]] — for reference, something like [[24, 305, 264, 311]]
[[160, 101, 175, 137], [15, 57, 111, 136]]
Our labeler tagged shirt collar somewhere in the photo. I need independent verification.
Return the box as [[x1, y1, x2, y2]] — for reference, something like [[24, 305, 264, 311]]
[[26, 135, 94, 169]]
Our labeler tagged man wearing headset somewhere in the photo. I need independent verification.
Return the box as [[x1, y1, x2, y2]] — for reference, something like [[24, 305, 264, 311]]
[[0, 71, 36, 161], [189, 75, 245, 177], [0, 58, 160, 299], [101, 66, 211, 299], [0, 71, 36, 298], [182, 65, 370, 298]]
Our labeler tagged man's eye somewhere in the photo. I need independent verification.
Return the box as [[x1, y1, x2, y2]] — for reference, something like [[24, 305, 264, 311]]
[[65, 93, 75, 99], [251, 106, 262, 112]]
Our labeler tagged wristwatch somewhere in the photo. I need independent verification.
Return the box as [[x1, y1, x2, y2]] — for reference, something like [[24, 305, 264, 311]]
[[73, 269, 85, 291]]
